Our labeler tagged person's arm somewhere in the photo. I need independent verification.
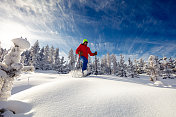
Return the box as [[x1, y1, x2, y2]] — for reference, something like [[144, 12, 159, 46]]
[[88, 48, 97, 56]]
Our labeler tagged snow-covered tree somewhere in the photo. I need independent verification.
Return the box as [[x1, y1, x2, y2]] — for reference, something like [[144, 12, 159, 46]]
[[56, 57, 68, 74], [101, 55, 108, 74], [55, 48, 59, 62], [168, 57, 175, 73], [49, 46, 55, 69], [138, 58, 145, 74], [0, 38, 30, 101], [106, 53, 112, 74], [68, 49, 75, 71], [111, 54, 118, 75], [43, 45, 51, 70], [173, 59, 176, 74], [127, 58, 139, 78], [147, 55, 160, 82], [21, 50, 31, 66], [133, 59, 138, 74], [38, 47, 45, 70], [0, 43, 8, 62], [161, 57, 174, 79], [100, 53, 112, 75], [117, 55, 127, 77], [53, 48, 60, 70], [30, 40, 40, 70], [87, 56, 93, 73], [93, 55, 99, 75]]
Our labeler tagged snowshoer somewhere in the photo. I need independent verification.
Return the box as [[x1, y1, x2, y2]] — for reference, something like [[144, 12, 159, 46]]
[[76, 39, 97, 76]]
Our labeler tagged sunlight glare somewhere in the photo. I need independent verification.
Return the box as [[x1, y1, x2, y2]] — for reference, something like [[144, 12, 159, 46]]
[[0, 21, 30, 49]]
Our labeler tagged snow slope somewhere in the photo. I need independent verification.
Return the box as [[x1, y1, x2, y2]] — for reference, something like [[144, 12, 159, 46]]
[[1, 71, 176, 117]]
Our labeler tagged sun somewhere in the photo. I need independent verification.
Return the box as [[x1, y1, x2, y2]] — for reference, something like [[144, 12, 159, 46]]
[[0, 21, 30, 49]]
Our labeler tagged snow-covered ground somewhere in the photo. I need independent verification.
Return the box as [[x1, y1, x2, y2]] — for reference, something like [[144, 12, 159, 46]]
[[1, 71, 176, 117]]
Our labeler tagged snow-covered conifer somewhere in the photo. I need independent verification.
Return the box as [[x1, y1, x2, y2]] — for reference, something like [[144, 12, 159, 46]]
[[57, 57, 68, 74], [21, 50, 31, 66], [117, 55, 127, 77], [173, 59, 176, 74], [0, 38, 30, 101], [127, 58, 139, 78], [168, 57, 175, 71], [68, 49, 75, 71], [94, 55, 99, 75], [0, 46, 8, 63], [38, 47, 45, 70], [30, 40, 40, 70], [134, 59, 139, 74], [53, 48, 60, 70], [111, 54, 118, 75], [138, 58, 145, 74], [101, 55, 108, 74], [147, 55, 160, 82], [54, 48, 59, 63], [43, 45, 51, 70], [161, 57, 174, 79], [49, 46, 55, 69], [87, 56, 92, 73], [106, 53, 112, 74]]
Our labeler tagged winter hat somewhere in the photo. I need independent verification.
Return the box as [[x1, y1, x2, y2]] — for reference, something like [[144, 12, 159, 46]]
[[83, 39, 88, 43]]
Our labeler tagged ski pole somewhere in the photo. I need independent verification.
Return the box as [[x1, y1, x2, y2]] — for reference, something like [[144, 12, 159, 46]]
[[95, 52, 98, 75]]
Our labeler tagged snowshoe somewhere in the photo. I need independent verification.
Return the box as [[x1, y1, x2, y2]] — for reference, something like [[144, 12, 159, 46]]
[[83, 72, 91, 77], [82, 70, 91, 77]]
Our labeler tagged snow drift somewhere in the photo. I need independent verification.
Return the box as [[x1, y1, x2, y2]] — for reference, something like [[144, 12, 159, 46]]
[[1, 72, 175, 117]]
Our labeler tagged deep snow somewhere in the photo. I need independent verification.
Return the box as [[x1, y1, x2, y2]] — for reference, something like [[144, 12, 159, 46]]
[[1, 71, 176, 117]]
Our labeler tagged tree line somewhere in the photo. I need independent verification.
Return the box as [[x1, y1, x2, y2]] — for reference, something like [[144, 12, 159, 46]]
[[0, 40, 176, 79]]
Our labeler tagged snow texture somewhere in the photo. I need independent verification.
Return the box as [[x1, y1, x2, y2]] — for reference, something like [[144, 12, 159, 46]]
[[69, 69, 83, 78], [1, 71, 175, 117]]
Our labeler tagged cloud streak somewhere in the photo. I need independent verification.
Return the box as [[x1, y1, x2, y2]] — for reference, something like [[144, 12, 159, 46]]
[[0, 0, 81, 57]]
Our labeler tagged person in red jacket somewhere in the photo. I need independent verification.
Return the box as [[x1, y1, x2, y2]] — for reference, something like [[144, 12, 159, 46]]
[[76, 39, 97, 74]]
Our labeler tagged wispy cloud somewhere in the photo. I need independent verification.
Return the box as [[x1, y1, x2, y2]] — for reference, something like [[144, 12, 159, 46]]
[[0, 0, 175, 59], [0, 0, 80, 57]]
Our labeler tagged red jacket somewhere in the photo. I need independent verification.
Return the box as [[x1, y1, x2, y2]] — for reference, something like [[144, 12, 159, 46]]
[[76, 44, 94, 59]]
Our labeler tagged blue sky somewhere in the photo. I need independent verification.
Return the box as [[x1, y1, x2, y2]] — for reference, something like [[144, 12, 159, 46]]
[[0, 0, 176, 60]]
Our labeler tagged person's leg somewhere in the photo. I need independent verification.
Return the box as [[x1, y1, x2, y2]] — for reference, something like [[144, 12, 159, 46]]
[[80, 56, 88, 72]]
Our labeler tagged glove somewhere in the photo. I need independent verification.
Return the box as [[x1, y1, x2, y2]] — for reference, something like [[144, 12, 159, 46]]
[[94, 51, 97, 56], [78, 51, 83, 56]]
